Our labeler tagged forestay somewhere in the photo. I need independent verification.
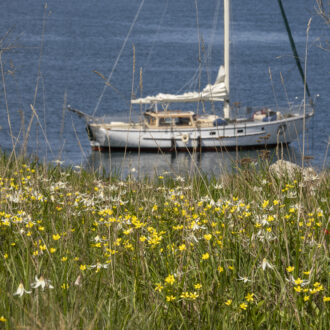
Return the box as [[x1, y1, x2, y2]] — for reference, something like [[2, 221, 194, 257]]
[[131, 66, 228, 104]]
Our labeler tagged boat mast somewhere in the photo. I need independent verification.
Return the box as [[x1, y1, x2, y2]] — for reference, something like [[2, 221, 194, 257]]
[[223, 0, 230, 119]]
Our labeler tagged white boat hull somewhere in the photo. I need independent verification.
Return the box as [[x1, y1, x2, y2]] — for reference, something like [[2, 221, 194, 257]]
[[87, 114, 312, 152]]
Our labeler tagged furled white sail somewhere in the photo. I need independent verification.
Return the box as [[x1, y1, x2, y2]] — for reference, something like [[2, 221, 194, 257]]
[[131, 66, 227, 104]]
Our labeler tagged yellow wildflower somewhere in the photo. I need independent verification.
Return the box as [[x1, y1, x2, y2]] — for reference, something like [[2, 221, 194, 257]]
[[267, 215, 275, 222], [179, 244, 186, 251], [180, 292, 190, 299], [165, 274, 175, 285], [203, 234, 212, 241], [52, 234, 61, 241], [245, 293, 254, 302], [155, 283, 163, 292], [202, 253, 210, 260], [286, 266, 295, 273], [61, 283, 69, 290], [218, 266, 224, 273], [225, 299, 232, 306], [262, 200, 269, 208], [189, 292, 199, 300], [166, 295, 176, 302], [294, 286, 302, 293], [240, 302, 248, 310]]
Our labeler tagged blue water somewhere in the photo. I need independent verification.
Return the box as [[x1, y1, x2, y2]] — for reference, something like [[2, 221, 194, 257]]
[[0, 0, 329, 175]]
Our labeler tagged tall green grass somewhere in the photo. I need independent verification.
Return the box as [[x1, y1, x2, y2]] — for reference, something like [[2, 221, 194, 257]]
[[0, 153, 329, 329]]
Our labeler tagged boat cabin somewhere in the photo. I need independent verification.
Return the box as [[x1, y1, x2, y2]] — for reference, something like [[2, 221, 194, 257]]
[[144, 111, 195, 128]]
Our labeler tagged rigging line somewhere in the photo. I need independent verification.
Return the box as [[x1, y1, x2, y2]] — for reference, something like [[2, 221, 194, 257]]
[[173, 53, 209, 94], [277, 0, 311, 98], [206, 0, 221, 113], [178, 67, 201, 92], [174, 0, 221, 96], [92, 0, 145, 116], [142, 0, 169, 76], [194, 0, 202, 89], [207, 0, 221, 68], [132, 0, 169, 98], [176, 53, 217, 95], [180, 0, 221, 95], [177, 0, 203, 96]]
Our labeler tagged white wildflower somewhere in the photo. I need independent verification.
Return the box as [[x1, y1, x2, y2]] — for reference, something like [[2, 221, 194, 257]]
[[237, 275, 252, 283], [93, 235, 105, 243], [74, 275, 82, 287], [175, 176, 185, 183], [53, 160, 64, 165], [191, 221, 206, 231], [89, 262, 109, 270], [31, 276, 54, 290], [13, 283, 31, 297], [260, 258, 274, 271]]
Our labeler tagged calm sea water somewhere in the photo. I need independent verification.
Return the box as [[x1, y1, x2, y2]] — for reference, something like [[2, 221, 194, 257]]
[[0, 0, 329, 176]]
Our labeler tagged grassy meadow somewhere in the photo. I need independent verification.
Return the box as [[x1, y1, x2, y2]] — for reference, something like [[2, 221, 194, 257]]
[[0, 153, 329, 329]]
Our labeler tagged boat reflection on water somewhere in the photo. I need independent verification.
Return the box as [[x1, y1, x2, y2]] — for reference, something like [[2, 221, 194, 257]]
[[86, 145, 305, 179]]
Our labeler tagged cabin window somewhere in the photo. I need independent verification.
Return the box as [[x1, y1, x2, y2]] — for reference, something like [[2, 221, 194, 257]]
[[145, 117, 156, 126], [261, 127, 265, 131], [237, 129, 244, 133], [175, 117, 191, 126], [210, 131, 216, 136], [159, 117, 172, 126]]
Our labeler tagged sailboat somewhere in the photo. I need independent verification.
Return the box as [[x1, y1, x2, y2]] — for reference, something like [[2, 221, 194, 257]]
[[69, 0, 313, 152]]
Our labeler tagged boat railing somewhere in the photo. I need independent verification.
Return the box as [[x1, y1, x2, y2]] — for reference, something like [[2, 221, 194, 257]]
[[231, 102, 313, 119], [275, 103, 313, 116]]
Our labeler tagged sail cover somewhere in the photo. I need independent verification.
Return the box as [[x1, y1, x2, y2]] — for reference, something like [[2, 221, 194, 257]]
[[131, 66, 228, 104]]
